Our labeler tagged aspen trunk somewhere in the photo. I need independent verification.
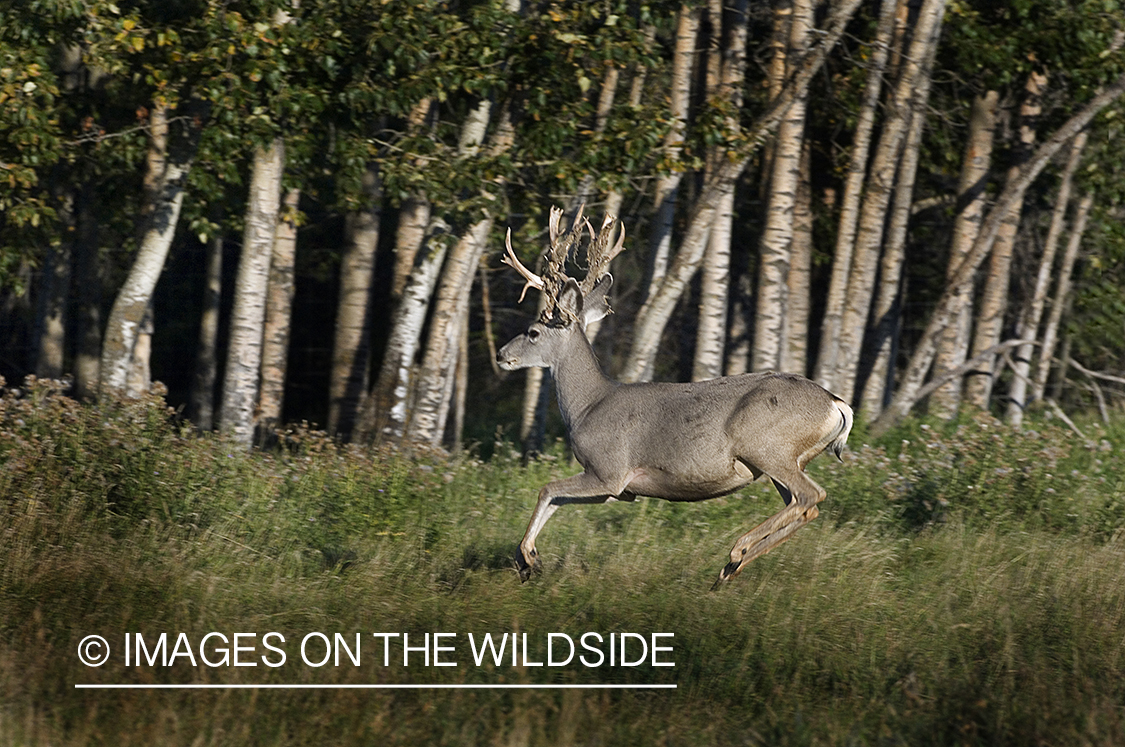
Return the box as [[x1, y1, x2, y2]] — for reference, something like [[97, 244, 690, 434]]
[[258, 187, 300, 438], [407, 101, 517, 448], [125, 304, 152, 396], [328, 166, 381, 439], [621, 0, 864, 383], [405, 218, 491, 447], [835, 0, 946, 404], [780, 141, 812, 375], [451, 311, 469, 453], [814, 0, 899, 390], [190, 234, 223, 430], [519, 287, 551, 454], [219, 138, 284, 447], [358, 221, 449, 444], [390, 99, 433, 300], [100, 104, 204, 399], [930, 90, 999, 417], [393, 198, 431, 300], [860, 69, 939, 416], [73, 186, 101, 401], [1033, 191, 1093, 401], [753, 0, 812, 373], [35, 192, 72, 380], [645, 5, 699, 302], [692, 0, 748, 382], [1006, 131, 1088, 425], [873, 69, 1125, 433], [965, 73, 1045, 410]]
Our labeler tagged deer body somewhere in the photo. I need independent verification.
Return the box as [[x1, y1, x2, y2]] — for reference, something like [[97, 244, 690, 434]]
[[499, 208, 852, 585]]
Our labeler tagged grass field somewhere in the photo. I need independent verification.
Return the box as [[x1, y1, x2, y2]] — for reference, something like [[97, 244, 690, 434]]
[[2, 378, 1124, 745]]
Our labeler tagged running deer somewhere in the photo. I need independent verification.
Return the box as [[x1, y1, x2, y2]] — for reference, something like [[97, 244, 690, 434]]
[[497, 206, 853, 586]]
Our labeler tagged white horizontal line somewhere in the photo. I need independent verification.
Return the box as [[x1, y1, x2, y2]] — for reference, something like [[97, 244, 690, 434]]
[[75, 683, 676, 690]]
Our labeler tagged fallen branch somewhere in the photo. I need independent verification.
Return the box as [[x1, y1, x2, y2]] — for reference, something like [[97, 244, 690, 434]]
[[1045, 398, 1086, 440], [878, 339, 1033, 426], [1067, 357, 1125, 387]]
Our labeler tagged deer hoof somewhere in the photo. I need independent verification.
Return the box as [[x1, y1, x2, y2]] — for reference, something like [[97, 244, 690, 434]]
[[515, 547, 541, 583], [712, 560, 742, 590]]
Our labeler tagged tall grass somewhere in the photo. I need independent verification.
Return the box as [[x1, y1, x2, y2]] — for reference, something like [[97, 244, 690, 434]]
[[1, 378, 1124, 745]]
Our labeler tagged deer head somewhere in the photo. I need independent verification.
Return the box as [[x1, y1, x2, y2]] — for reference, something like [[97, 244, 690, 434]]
[[497, 205, 625, 371]]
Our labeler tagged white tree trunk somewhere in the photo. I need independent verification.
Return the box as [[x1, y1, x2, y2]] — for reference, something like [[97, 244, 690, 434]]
[[860, 70, 937, 416], [1006, 131, 1088, 425], [100, 109, 202, 399], [645, 5, 699, 300], [813, 0, 899, 391], [258, 187, 300, 436], [360, 223, 449, 444], [219, 138, 284, 447], [753, 0, 812, 373], [965, 73, 1046, 410], [1033, 191, 1094, 401], [405, 218, 491, 447], [781, 141, 812, 375], [834, 0, 946, 404], [329, 166, 380, 439], [692, 0, 748, 382], [930, 90, 1000, 417], [621, 0, 865, 383], [873, 69, 1125, 433], [190, 234, 223, 430], [125, 304, 152, 396]]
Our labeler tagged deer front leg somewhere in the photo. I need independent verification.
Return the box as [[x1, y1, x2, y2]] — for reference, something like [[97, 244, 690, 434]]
[[713, 467, 826, 587], [518, 471, 620, 582]]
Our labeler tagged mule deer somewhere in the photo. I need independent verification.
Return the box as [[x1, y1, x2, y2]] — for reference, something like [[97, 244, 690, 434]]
[[497, 206, 853, 586]]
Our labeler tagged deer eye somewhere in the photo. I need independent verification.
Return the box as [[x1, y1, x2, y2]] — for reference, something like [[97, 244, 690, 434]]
[[527, 328, 541, 342]]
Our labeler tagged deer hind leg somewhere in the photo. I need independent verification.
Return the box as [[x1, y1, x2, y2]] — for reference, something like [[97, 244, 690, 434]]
[[714, 464, 826, 587], [518, 471, 620, 582]]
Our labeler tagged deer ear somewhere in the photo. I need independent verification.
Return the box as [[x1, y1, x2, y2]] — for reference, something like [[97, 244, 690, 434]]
[[558, 278, 584, 322], [582, 274, 613, 326]]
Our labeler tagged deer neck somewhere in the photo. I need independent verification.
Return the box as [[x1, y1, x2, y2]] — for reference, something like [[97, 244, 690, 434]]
[[549, 330, 615, 431]]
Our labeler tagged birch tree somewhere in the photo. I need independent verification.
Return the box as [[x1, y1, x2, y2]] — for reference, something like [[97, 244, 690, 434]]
[[1006, 131, 1088, 425], [693, 0, 748, 382], [219, 138, 284, 447], [258, 187, 300, 437], [621, 0, 866, 384], [328, 166, 380, 439], [1033, 191, 1094, 401], [873, 70, 1125, 433], [190, 233, 223, 430], [965, 72, 1046, 410], [814, 0, 899, 391], [834, 0, 946, 404], [99, 103, 205, 399], [859, 79, 933, 416], [929, 90, 999, 416], [645, 5, 699, 302], [753, 0, 812, 374], [357, 220, 449, 444]]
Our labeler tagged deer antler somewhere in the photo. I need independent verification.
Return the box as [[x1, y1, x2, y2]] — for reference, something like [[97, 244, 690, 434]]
[[501, 228, 545, 303], [503, 203, 625, 323], [580, 212, 625, 296]]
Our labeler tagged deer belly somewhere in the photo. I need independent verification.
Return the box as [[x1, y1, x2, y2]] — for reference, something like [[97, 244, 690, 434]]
[[623, 461, 754, 502]]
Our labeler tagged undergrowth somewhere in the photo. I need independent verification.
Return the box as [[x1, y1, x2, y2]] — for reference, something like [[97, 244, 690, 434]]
[[1, 377, 1124, 746]]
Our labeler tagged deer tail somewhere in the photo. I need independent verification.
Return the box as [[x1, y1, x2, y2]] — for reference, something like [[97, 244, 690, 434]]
[[828, 398, 853, 461]]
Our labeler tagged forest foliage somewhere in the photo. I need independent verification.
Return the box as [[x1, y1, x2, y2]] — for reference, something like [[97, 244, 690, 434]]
[[1, 0, 1124, 449]]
